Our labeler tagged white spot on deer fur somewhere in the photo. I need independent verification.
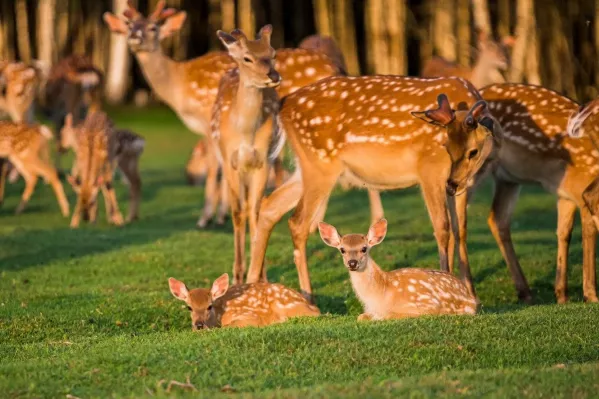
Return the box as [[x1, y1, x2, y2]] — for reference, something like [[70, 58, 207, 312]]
[[307, 100, 315, 109], [392, 280, 399, 287], [341, 91, 348, 99], [326, 139, 335, 150], [305, 67, 316, 76], [407, 285, 416, 293], [298, 97, 307, 105]]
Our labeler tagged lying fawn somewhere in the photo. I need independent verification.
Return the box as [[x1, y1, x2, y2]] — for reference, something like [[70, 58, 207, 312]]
[[0, 121, 69, 216], [319, 219, 478, 320], [104, 1, 340, 229], [213, 25, 283, 284], [422, 31, 515, 89], [169, 273, 320, 329]]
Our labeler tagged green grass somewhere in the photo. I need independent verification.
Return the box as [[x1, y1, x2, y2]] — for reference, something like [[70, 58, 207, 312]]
[[1, 106, 598, 398]]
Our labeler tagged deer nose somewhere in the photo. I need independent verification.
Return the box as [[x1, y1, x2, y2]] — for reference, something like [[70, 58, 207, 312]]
[[193, 321, 205, 330], [347, 259, 358, 270], [267, 69, 281, 84], [446, 180, 458, 196]]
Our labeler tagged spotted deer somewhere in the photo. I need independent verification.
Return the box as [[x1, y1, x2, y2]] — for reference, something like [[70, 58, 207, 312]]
[[319, 219, 478, 320], [103, 1, 340, 228], [66, 111, 132, 228], [245, 76, 499, 302], [0, 121, 69, 216], [444, 83, 599, 303], [0, 61, 40, 123], [422, 32, 515, 89], [168, 273, 320, 330]]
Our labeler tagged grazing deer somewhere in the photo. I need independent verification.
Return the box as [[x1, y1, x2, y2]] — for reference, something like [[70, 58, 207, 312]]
[[0, 121, 69, 216], [445, 83, 599, 303], [40, 55, 104, 172], [245, 76, 498, 302], [422, 32, 515, 89], [168, 273, 320, 329], [319, 219, 478, 320], [212, 25, 283, 285], [103, 1, 340, 228]]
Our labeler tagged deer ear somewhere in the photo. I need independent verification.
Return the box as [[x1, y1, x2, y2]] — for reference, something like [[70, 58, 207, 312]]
[[468, 100, 488, 120], [367, 219, 387, 246], [217, 30, 239, 48], [210, 273, 229, 300], [411, 94, 455, 127], [159, 11, 187, 40], [502, 35, 516, 48], [169, 278, 190, 302], [318, 222, 341, 248], [258, 24, 273, 43], [103, 13, 129, 35]]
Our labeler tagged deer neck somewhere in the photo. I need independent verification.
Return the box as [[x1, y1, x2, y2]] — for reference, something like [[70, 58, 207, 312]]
[[134, 50, 181, 110], [470, 54, 503, 88], [233, 74, 265, 137], [349, 258, 387, 304]]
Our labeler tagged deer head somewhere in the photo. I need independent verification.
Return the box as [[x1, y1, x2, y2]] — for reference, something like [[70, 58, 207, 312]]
[[412, 94, 500, 196], [477, 31, 515, 71], [103, 0, 186, 53], [168, 274, 229, 330], [318, 219, 387, 272], [216, 25, 281, 88]]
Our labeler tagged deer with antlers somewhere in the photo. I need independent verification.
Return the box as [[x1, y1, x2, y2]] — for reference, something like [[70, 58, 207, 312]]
[[422, 32, 515, 89], [442, 83, 599, 303], [103, 1, 340, 229], [169, 273, 320, 330], [212, 25, 284, 285], [245, 75, 499, 302]]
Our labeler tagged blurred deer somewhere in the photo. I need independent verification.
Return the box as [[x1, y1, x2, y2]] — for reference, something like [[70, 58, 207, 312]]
[[0, 61, 41, 123], [422, 32, 515, 88], [169, 273, 320, 329], [319, 219, 478, 320]]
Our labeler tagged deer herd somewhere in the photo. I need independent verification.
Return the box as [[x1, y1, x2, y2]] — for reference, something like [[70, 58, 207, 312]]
[[1, 1, 599, 330]]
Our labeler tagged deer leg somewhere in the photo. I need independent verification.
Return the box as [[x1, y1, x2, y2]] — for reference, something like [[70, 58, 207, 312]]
[[273, 155, 285, 188], [419, 178, 451, 274], [0, 159, 8, 206], [555, 198, 576, 304], [248, 167, 270, 282], [368, 189, 384, 225], [247, 169, 304, 284], [487, 180, 532, 303], [70, 198, 83, 228], [32, 160, 70, 218], [450, 191, 476, 298], [309, 193, 331, 234], [216, 173, 229, 225], [225, 169, 247, 285], [447, 206, 456, 274], [118, 156, 142, 222], [14, 168, 38, 215], [103, 177, 124, 226], [197, 147, 220, 228], [581, 206, 598, 303]]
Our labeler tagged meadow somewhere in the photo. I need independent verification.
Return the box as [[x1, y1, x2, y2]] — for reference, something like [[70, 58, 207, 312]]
[[1, 106, 598, 398]]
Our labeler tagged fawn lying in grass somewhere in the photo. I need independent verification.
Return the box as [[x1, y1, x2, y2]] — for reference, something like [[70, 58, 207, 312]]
[[318, 219, 478, 320], [169, 274, 320, 329]]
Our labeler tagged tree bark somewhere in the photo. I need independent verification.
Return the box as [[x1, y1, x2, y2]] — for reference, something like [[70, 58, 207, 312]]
[[457, 0, 470, 67], [221, 0, 235, 32], [367, 0, 388, 74], [497, 0, 512, 38], [509, 0, 533, 82], [105, 0, 132, 104], [386, 0, 407, 75], [433, 0, 456, 62], [524, 4, 541, 85], [15, 0, 32, 62], [238, 0, 256, 36], [314, 0, 332, 36], [37, 0, 56, 66], [56, 0, 69, 58], [472, 0, 491, 36], [335, 0, 359, 75]]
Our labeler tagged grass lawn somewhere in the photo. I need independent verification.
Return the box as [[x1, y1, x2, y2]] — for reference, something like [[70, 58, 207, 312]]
[[1, 106, 598, 398]]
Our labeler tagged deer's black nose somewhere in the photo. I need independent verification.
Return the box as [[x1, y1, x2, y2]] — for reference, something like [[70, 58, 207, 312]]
[[267, 69, 281, 84], [348, 259, 358, 270], [193, 321, 205, 330], [446, 180, 458, 196]]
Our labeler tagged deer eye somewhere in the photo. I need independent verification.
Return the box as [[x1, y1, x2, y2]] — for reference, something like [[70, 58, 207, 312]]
[[207, 305, 213, 311], [468, 149, 479, 160], [243, 57, 253, 63], [465, 117, 477, 129], [361, 247, 367, 253], [340, 248, 345, 254], [186, 306, 192, 311]]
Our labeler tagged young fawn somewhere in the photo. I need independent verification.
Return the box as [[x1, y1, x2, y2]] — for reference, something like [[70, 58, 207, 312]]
[[0, 121, 69, 216], [318, 219, 478, 320], [169, 273, 320, 330]]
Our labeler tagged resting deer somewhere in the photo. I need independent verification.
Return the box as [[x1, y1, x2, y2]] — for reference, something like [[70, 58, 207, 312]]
[[444, 83, 599, 303], [0, 121, 69, 216], [103, 1, 340, 228], [169, 273, 320, 330], [319, 219, 478, 320], [212, 25, 284, 284], [422, 32, 515, 89], [245, 76, 499, 302]]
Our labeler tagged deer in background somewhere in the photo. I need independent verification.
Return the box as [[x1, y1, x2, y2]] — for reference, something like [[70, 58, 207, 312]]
[[0, 61, 41, 123], [212, 25, 284, 285], [103, 1, 340, 229], [0, 121, 69, 216], [445, 83, 599, 303], [245, 75, 498, 302], [169, 273, 320, 330], [319, 219, 478, 320], [422, 31, 515, 89]]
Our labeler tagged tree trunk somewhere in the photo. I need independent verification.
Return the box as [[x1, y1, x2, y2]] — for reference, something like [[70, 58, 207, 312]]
[[367, 0, 388, 74], [105, 0, 132, 104], [314, 0, 332, 36], [457, 0, 470, 67], [269, 0, 284, 48], [238, 0, 256, 36], [509, 0, 533, 82], [56, 0, 69, 58], [37, 0, 56, 66], [472, 0, 491, 36], [497, 0, 511, 38], [433, 0, 456, 62], [221, 0, 235, 32], [15, 0, 32, 62], [524, 4, 540, 86], [335, 0, 359, 75], [386, 0, 406, 75]]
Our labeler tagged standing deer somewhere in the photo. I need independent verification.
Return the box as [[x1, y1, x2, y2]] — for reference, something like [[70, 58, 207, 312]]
[[103, 1, 340, 228], [422, 32, 515, 89], [319, 219, 478, 320], [169, 273, 320, 330], [0, 121, 69, 216], [0, 61, 40, 123], [245, 76, 498, 302], [445, 83, 599, 303], [212, 25, 283, 285]]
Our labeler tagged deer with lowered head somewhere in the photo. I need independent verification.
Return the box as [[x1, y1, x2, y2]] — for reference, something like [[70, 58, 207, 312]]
[[169, 273, 320, 330], [212, 25, 284, 285], [103, 1, 341, 229], [422, 31, 515, 89], [319, 219, 478, 320], [245, 75, 500, 303]]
